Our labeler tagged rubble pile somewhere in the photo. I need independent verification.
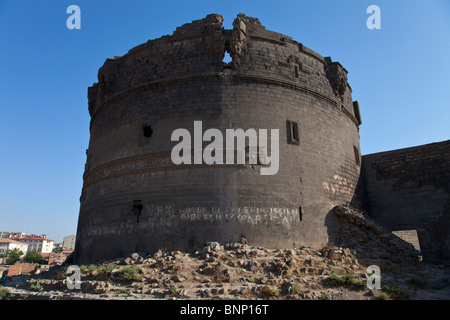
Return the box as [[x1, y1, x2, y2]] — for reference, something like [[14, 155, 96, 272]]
[[332, 205, 421, 264], [1, 206, 449, 300]]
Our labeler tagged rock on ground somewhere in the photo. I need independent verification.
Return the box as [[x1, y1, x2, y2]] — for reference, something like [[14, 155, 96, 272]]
[[1, 205, 449, 300]]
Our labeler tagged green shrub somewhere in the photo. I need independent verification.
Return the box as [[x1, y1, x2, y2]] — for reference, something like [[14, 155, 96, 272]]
[[5, 248, 23, 265], [80, 264, 98, 273], [288, 283, 299, 294], [168, 286, 178, 296], [328, 273, 366, 290], [23, 250, 42, 263], [319, 293, 330, 300], [28, 283, 43, 292], [380, 285, 409, 300], [97, 264, 116, 279], [18, 293, 30, 300], [79, 264, 120, 280], [117, 266, 141, 281], [0, 287, 10, 300]]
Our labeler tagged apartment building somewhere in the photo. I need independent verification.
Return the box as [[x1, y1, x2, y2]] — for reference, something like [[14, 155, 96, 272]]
[[0, 238, 29, 255], [10, 236, 54, 254]]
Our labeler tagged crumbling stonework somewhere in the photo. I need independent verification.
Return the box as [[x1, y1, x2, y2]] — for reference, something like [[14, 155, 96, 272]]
[[331, 205, 421, 263]]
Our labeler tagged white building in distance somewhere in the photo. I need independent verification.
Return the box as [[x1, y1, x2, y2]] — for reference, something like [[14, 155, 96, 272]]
[[0, 238, 29, 255], [11, 236, 54, 254]]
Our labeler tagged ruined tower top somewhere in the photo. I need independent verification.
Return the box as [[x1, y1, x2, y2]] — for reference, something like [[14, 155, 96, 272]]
[[88, 13, 359, 126]]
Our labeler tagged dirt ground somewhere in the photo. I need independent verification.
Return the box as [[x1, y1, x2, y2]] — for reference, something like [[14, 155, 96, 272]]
[[1, 206, 449, 301]]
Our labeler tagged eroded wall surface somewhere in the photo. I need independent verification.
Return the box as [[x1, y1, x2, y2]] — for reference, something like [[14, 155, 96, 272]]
[[363, 140, 450, 263]]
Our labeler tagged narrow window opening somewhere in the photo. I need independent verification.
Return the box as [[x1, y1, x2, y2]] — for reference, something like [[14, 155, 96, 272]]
[[287, 120, 299, 145], [133, 200, 143, 223], [353, 146, 361, 166], [299, 207, 303, 221], [292, 122, 299, 142], [294, 65, 299, 78], [143, 125, 153, 138], [353, 101, 362, 125]]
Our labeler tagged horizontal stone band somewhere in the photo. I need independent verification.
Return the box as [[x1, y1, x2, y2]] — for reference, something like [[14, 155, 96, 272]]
[[83, 153, 245, 189], [91, 73, 358, 127]]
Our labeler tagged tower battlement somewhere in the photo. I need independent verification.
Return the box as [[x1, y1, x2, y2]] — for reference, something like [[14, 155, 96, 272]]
[[87, 14, 359, 126]]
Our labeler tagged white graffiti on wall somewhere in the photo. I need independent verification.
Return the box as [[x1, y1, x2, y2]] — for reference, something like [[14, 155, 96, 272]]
[[85, 205, 300, 236], [179, 206, 299, 226]]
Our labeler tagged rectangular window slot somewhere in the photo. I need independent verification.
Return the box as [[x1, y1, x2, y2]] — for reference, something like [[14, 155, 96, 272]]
[[299, 207, 303, 221], [353, 146, 361, 166], [287, 120, 299, 145], [132, 200, 143, 223], [353, 101, 362, 125]]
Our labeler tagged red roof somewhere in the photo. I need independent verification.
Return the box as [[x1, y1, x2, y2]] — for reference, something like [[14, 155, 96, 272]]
[[6, 264, 39, 277], [10, 236, 54, 242], [0, 238, 28, 245]]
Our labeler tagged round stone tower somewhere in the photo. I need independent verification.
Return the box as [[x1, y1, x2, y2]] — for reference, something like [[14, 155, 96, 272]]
[[74, 14, 363, 263]]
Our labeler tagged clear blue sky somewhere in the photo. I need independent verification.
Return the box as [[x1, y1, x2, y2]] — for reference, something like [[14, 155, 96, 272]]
[[0, 0, 449, 242]]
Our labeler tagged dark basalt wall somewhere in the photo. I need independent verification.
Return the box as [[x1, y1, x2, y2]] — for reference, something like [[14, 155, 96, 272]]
[[362, 140, 450, 264], [74, 14, 362, 263]]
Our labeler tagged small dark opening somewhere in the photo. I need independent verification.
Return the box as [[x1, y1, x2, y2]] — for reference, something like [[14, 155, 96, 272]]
[[353, 101, 362, 125], [292, 122, 299, 142], [294, 65, 299, 78], [353, 146, 361, 166], [287, 120, 299, 144], [133, 200, 143, 223], [143, 125, 153, 138], [299, 207, 303, 221]]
